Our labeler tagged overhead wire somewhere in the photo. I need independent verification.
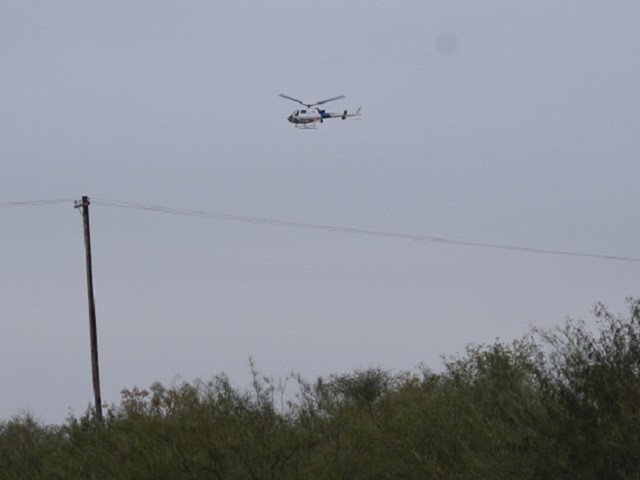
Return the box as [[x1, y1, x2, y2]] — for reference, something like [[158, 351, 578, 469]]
[[91, 198, 640, 263], [0, 198, 76, 208], [1, 197, 637, 262]]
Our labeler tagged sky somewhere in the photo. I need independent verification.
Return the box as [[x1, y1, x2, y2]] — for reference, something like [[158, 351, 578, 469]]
[[1, 1, 639, 424]]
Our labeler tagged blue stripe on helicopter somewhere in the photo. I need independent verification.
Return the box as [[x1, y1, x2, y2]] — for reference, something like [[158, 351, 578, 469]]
[[318, 109, 331, 119]]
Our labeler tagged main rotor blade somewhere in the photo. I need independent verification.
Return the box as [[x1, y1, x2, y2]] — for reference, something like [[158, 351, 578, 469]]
[[313, 95, 346, 106], [279, 94, 309, 107]]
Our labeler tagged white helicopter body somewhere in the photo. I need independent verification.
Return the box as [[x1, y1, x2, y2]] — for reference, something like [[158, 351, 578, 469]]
[[279, 94, 362, 128]]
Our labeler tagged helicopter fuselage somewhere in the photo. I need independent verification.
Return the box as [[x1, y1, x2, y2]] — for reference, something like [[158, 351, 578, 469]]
[[279, 93, 360, 128], [287, 108, 332, 125]]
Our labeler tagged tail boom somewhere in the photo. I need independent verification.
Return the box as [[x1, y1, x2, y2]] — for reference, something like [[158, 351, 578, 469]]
[[326, 107, 363, 120]]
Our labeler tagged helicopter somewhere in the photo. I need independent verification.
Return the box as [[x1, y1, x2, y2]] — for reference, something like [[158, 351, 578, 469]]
[[279, 94, 362, 128]]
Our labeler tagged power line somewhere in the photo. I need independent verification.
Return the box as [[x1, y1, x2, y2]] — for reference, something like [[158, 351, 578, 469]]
[[91, 198, 640, 263], [0, 198, 75, 208], [2, 197, 637, 263]]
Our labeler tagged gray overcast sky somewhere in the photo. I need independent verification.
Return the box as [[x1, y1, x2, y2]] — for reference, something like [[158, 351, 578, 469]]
[[2, 1, 639, 423]]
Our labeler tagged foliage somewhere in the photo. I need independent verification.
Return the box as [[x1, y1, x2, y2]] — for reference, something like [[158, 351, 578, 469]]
[[2, 298, 640, 479]]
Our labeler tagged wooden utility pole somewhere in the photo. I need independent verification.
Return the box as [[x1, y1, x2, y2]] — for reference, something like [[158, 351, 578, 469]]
[[75, 196, 103, 423]]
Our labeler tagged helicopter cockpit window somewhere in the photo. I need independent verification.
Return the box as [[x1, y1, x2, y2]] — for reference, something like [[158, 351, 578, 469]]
[[294, 110, 299, 116], [300, 110, 306, 114]]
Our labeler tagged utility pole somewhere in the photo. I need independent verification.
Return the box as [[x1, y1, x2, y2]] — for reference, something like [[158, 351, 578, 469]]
[[75, 196, 103, 423]]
